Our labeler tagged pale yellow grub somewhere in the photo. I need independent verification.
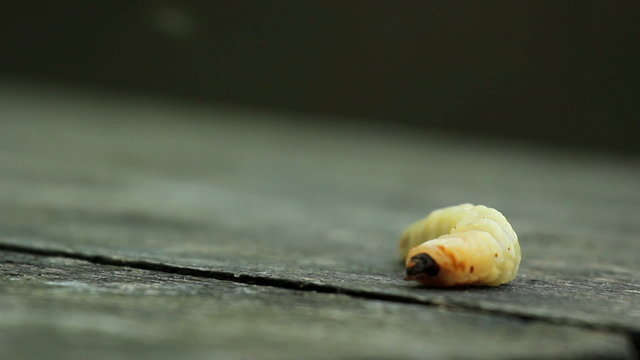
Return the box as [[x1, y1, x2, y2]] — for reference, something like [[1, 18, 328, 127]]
[[400, 204, 521, 287]]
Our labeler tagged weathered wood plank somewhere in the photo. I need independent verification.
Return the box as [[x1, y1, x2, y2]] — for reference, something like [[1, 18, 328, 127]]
[[0, 83, 639, 333], [0, 251, 635, 360]]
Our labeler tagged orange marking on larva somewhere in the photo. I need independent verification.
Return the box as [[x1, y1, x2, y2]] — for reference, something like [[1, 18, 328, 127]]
[[441, 247, 465, 271], [444, 248, 456, 264]]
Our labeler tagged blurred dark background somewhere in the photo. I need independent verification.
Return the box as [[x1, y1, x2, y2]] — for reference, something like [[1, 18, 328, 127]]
[[1, 1, 638, 153]]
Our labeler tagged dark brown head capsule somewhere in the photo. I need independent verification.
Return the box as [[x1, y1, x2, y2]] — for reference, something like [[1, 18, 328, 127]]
[[406, 253, 440, 278]]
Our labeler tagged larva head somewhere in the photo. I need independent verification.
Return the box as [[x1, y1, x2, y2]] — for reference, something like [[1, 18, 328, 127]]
[[405, 253, 440, 279], [404, 242, 467, 287]]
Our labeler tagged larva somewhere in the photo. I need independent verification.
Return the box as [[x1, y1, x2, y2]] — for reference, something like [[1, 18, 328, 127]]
[[399, 204, 521, 287]]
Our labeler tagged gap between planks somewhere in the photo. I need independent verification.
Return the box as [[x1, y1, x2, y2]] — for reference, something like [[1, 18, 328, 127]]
[[1, 241, 638, 357]]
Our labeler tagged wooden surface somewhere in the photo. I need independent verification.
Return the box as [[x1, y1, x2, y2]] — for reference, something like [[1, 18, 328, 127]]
[[0, 82, 639, 359], [3, 251, 633, 360]]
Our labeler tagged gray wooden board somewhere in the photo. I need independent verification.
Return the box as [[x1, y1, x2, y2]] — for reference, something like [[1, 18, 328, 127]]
[[0, 83, 639, 337], [0, 251, 635, 360]]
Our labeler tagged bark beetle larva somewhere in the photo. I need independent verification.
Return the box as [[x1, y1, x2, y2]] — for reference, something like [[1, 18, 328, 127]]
[[399, 204, 521, 287]]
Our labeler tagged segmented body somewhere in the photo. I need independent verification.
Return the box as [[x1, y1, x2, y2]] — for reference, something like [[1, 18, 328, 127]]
[[399, 204, 521, 287]]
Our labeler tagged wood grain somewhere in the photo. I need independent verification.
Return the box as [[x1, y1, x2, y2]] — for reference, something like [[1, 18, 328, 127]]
[[0, 83, 639, 358], [1, 251, 635, 360]]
